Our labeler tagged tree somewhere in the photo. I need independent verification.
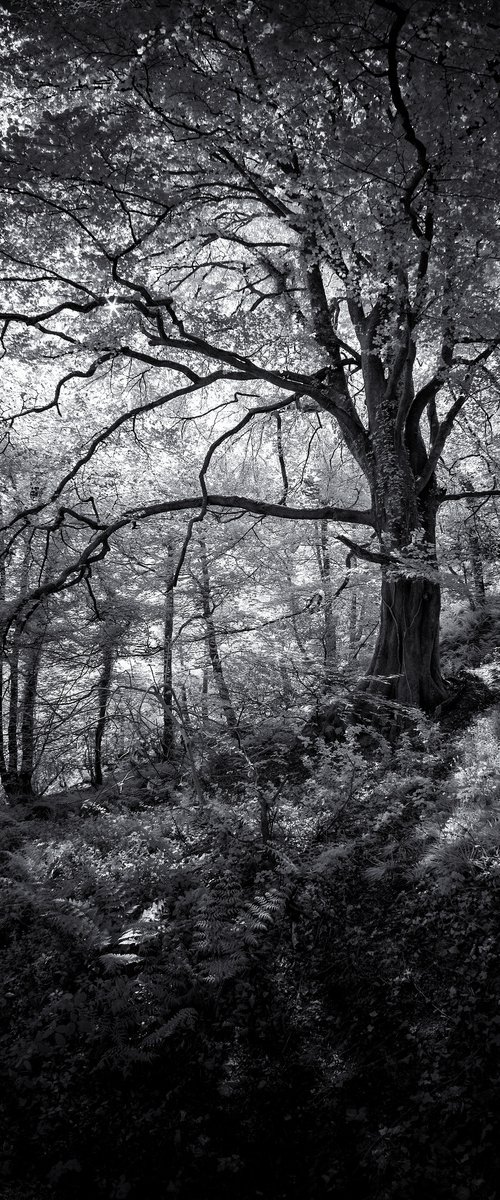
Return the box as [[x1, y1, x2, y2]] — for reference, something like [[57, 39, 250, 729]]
[[161, 538, 176, 762], [194, 536, 240, 737], [1, 0, 499, 712]]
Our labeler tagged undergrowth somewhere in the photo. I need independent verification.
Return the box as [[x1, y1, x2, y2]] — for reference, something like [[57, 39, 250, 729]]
[[1, 709, 500, 1199]]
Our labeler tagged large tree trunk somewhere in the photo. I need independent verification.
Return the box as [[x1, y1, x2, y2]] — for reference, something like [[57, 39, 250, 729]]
[[363, 473, 448, 712], [364, 569, 446, 711]]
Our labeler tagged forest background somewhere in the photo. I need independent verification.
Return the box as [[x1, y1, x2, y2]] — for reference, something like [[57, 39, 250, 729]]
[[1, 1, 500, 1198]]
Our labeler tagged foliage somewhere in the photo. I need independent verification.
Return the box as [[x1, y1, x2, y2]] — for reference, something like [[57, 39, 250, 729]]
[[0, 0, 499, 720], [1, 3, 500, 1194], [441, 600, 500, 672], [2, 703, 500, 1198]]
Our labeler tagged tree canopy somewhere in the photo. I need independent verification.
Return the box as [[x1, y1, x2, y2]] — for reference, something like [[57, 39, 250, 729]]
[[0, 0, 499, 759]]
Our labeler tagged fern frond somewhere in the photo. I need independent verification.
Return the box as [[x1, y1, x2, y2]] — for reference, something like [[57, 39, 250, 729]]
[[141, 1007, 198, 1048]]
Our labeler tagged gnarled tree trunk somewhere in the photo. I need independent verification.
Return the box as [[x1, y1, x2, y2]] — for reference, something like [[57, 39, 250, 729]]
[[364, 568, 445, 711], [362, 465, 448, 712]]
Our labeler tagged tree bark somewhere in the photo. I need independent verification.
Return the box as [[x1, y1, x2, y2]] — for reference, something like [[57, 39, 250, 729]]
[[362, 479, 448, 712], [18, 605, 48, 796], [3, 531, 35, 798], [363, 569, 445, 710], [315, 518, 337, 689], [93, 639, 114, 788], [197, 537, 239, 738]]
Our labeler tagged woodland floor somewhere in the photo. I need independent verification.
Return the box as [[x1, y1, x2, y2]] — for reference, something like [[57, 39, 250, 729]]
[[2, 672, 500, 1200]]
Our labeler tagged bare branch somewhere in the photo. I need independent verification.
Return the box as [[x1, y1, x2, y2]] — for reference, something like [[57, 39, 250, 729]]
[[417, 344, 500, 492], [439, 489, 500, 506]]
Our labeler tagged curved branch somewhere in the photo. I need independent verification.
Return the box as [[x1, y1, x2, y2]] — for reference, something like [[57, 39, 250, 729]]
[[1, 495, 375, 634], [171, 394, 297, 587], [377, 0, 434, 264], [0, 371, 248, 535], [417, 345, 500, 492]]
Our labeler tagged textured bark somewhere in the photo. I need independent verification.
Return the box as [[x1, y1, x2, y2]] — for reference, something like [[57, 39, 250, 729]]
[[361, 473, 448, 711], [363, 570, 447, 711]]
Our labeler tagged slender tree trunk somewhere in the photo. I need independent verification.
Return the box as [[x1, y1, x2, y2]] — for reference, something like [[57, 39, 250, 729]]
[[349, 591, 369, 664], [177, 640, 192, 732], [458, 478, 486, 610], [93, 640, 114, 788], [6, 630, 20, 786], [348, 583, 358, 663], [0, 512, 7, 790], [467, 525, 486, 610], [18, 605, 48, 796], [161, 541, 176, 761], [197, 537, 239, 738], [314, 518, 337, 687], [279, 660, 293, 707], [201, 653, 210, 727], [4, 532, 34, 798]]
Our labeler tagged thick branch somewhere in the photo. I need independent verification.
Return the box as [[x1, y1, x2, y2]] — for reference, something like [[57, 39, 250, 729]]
[[0, 371, 248, 535], [1, 495, 374, 632], [439, 489, 500, 506], [379, 2, 432, 244]]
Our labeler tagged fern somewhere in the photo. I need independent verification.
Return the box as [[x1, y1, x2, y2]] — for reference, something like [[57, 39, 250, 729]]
[[141, 1007, 198, 1048], [99, 953, 142, 970]]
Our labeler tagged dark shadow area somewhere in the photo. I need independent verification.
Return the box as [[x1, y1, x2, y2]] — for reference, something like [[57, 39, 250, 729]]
[[2, 693, 500, 1200]]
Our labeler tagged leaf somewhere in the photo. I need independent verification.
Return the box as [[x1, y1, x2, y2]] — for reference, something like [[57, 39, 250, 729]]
[[141, 1008, 198, 1047], [100, 952, 142, 970]]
